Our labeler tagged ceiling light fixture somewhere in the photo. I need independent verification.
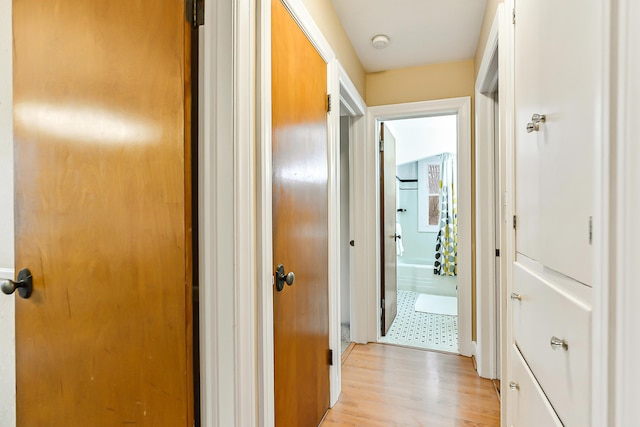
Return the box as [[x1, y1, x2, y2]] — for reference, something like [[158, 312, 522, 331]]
[[371, 34, 390, 49]]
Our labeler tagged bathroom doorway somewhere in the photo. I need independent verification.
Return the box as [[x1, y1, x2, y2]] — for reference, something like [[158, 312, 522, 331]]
[[379, 114, 460, 353]]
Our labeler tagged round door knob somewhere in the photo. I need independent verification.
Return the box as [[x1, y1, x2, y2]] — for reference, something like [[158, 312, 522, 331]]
[[275, 264, 295, 292], [284, 272, 295, 286], [1, 268, 33, 299]]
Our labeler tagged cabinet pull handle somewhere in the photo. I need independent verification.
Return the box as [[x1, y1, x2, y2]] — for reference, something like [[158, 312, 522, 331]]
[[526, 113, 546, 133], [550, 336, 568, 351]]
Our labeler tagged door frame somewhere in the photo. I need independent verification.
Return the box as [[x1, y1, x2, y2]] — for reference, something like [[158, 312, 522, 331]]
[[474, 2, 512, 381], [367, 98, 473, 356], [337, 64, 368, 350], [332, 62, 368, 401]]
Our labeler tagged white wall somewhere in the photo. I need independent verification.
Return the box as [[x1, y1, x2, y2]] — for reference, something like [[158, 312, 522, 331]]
[[339, 116, 350, 325], [387, 115, 457, 166], [0, 0, 16, 425]]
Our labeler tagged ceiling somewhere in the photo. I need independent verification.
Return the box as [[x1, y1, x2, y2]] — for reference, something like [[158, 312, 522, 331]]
[[386, 115, 457, 165], [330, 0, 487, 73]]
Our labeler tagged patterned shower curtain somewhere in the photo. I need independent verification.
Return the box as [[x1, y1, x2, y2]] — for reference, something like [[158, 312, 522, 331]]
[[434, 153, 457, 276]]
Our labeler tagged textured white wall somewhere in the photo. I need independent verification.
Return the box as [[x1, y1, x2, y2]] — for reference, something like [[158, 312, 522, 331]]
[[0, 0, 16, 425]]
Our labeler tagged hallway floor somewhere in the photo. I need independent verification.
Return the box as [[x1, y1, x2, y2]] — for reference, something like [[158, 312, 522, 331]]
[[322, 343, 500, 426], [379, 290, 458, 353]]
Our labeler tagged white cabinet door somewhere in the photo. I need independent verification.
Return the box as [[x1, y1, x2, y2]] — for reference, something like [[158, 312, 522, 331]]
[[514, 0, 603, 286], [509, 345, 563, 427]]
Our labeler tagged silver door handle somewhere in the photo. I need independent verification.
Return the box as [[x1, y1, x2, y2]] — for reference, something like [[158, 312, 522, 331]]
[[550, 336, 568, 351], [509, 381, 519, 391], [510, 293, 522, 300], [390, 234, 401, 240], [1, 268, 33, 299], [526, 113, 546, 133]]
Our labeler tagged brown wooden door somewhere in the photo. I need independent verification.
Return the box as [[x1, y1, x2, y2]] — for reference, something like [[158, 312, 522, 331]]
[[12, 1, 193, 425], [380, 123, 398, 336], [271, 0, 330, 425]]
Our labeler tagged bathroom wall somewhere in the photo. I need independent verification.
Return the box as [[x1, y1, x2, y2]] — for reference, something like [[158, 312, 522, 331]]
[[396, 161, 438, 264], [0, 0, 16, 425]]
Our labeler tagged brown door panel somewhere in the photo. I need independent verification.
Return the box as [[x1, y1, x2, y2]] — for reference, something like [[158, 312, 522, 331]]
[[271, 0, 330, 425], [12, 1, 193, 424]]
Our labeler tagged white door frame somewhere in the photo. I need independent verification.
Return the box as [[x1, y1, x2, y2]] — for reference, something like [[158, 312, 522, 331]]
[[198, 0, 258, 425], [474, 3, 511, 380], [366, 98, 473, 356], [609, 0, 636, 425], [473, 3, 516, 424], [337, 65, 369, 349]]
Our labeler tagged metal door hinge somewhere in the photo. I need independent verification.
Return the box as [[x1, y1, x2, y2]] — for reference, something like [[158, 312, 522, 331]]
[[589, 216, 593, 244], [327, 94, 332, 113], [379, 139, 384, 152], [186, 0, 204, 27], [328, 349, 334, 366], [496, 249, 500, 257], [381, 298, 385, 308], [513, 215, 517, 230], [512, 8, 515, 24]]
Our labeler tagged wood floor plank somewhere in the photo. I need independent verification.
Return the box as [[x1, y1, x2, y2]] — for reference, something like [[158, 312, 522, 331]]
[[322, 344, 500, 426]]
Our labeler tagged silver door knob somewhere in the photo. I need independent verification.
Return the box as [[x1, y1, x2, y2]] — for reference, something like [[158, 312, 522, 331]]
[[550, 336, 568, 351], [526, 113, 546, 133], [510, 293, 522, 300], [509, 381, 519, 391], [275, 264, 295, 292], [1, 268, 33, 299], [390, 234, 401, 241]]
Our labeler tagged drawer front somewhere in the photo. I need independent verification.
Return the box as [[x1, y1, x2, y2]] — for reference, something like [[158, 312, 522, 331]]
[[512, 263, 591, 426], [509, 345, 563, 427]]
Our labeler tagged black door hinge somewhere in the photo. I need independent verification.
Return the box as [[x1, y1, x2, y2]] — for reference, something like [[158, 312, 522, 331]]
[[513, 215, 517, 230], [186, 0, 204, 27], [327, 94, 332, 113], [328, 349, 334, 366], [496, 249, 500, 257]]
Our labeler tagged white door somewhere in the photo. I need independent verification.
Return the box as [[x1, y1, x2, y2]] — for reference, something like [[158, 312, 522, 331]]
[[514, 0, 599, 286]]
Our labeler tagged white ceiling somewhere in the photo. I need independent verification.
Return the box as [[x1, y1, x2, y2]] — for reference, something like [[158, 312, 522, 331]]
[[331, 0, 487, 73], [386, 115, 457, 165]]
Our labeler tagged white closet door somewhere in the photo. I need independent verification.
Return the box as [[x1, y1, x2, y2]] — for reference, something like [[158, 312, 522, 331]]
[[514, 0, 602, 286]]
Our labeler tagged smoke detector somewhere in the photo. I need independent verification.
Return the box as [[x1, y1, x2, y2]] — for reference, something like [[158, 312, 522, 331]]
[[371, 34, 390, 49]]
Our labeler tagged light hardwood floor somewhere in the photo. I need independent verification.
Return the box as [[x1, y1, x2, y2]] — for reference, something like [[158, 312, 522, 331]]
[[322, 344, 500, 426]]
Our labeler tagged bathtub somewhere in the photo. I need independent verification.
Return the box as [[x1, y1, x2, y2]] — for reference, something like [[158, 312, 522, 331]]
[[397, 257, 457, 297]]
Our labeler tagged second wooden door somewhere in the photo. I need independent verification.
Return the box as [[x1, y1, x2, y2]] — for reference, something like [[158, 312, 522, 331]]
[[271, 0, 331, 426]]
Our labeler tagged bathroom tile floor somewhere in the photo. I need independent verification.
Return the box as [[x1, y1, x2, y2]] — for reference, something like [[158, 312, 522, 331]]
[[379, 289, 458, 353]]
